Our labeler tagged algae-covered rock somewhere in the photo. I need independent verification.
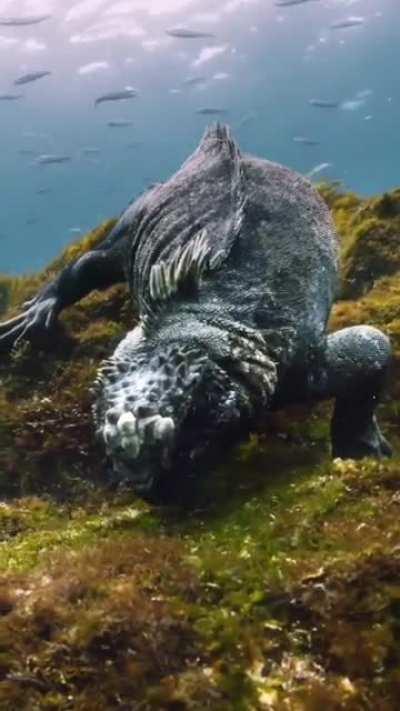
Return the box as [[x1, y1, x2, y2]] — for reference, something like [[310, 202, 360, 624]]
[[0, 281, 9, 317], [319, 184, 400, 299], [0, 187, 400, 709]]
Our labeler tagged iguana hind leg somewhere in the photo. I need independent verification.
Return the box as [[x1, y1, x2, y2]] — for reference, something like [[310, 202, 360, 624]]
[[274, 325, 392, 459], [312, 325, 392, 459]]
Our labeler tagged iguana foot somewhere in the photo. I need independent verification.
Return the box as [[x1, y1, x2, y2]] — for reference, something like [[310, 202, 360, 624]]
[[332, 414, 392, 460], [0, 288, 59, 351]]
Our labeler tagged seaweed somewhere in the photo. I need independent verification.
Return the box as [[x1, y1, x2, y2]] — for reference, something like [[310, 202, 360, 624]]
[[318, 183, 400, 299]]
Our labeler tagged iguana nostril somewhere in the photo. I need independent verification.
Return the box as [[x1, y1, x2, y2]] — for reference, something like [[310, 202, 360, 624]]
[[136, 404, 153, 418], [106, 408, 120, 425]]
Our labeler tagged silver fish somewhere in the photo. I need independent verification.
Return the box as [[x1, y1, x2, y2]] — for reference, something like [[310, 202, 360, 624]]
[[107, 120, 133, 127], [340, 99, 365, 112], [309, 99, 339, 109], [0, 14, 51, 26], [307, 162, 332, 178], [95, 89, 138, 107], [0, 93, 23, 101], [356, 89, 373, 100], [81, 147, 100, 155], [182, 76, 208, 88], [35, 154, 71, 165], [330, 17, 364, 30], [275, 0, 320, 6], [14, 71, 51, 86], [196, 107, 229, 116], [166, 28, 215, 39], [293, 136, 320, 146]]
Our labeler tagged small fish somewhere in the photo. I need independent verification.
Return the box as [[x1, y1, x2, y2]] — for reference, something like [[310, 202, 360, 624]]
[[356, 89, 373, 100], [94, 89, 138, 107], [196, 107, 229, 116], [35, 154, 71, 165], [307, 162, 332, 178], [0, 93, 23, 101], [330, 16, 364, 30], [81, 147, 100, 155], [309, 99, 339, 109], [126, 141, 142, 149], [182, 76, 208, 88], [69, 227, 82, 234], [293, 136, 320, 146], [36, 188, 51, 195], [340, 99, 365, 111], [275, 0, 320, 6], [0, 14, 51, 26], [166, 28, 215, 39], [107, 120, 133, 127], [14, 71, 51, 86]]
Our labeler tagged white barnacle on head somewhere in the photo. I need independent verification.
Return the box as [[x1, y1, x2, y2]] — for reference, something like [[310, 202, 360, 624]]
[[118, 411, 137, 435], [152, 415, 175, 441], [103, 422, 118, 446], [116, 412, 141, 458]]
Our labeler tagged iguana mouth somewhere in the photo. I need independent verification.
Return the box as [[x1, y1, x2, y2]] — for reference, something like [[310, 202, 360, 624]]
[[111, 458, 158, 494]]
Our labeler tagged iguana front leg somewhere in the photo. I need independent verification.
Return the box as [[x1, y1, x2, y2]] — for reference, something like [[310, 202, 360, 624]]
[[0, 244, 126, 351]]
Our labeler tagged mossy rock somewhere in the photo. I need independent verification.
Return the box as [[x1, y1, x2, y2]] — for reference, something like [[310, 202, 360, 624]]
[[0, 280, 10, 317], [319, 184, 400, 299], [341, 216, 400, 298]]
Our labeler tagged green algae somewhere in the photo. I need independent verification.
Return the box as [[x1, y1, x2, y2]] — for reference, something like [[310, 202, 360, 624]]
[[1, 453, 400, 708], [318, 182, 400, 300], [0, 500, 154, 573], [0, 189, 400, 707]]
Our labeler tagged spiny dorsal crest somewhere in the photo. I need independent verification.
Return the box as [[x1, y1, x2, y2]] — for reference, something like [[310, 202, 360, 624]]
[[200, 124, 248, 269], [148, 229, 221, 305]]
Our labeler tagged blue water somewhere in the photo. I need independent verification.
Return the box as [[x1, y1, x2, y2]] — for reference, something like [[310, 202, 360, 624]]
[[0, 0, 398, 274]]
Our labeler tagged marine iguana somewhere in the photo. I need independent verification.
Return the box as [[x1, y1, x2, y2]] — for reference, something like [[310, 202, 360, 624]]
[[0, 125, 392, 497]]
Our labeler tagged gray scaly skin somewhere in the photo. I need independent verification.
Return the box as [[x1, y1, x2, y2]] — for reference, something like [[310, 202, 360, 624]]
[[0, 125, 392, 498]]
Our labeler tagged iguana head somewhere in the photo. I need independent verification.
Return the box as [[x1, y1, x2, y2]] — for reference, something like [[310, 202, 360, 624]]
[[93, 226, 278, 499], [93, 327, 246, 497]]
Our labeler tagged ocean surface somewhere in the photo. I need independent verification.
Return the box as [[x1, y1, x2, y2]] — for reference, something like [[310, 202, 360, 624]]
[[0, 0, 398, 274]]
